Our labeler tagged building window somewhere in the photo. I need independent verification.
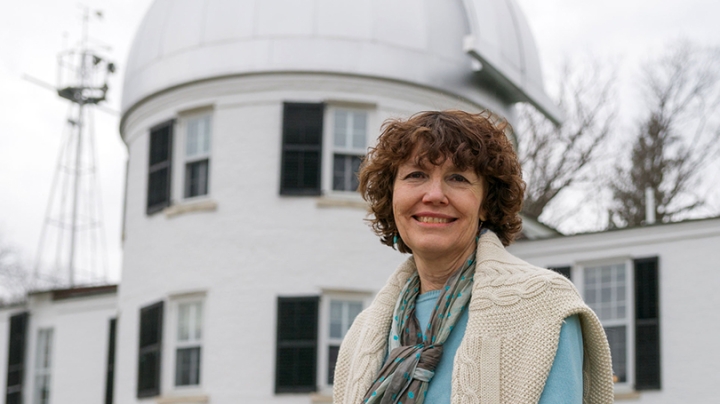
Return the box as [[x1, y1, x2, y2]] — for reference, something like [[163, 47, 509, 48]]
[[275, 296, 319, 393], [175, 301, 203, 386], [331, 110, 367, 192], [584, 262, 630, 384], [33, 328, 53, 404], [147, 121, 174, 214], [580, 257, 660, 391], [184, 115, 211, 198], [280, 103, 324, 195], [326, 299, 363, 385], [6, 312, 28, 404], [138, 301, 164, 398]]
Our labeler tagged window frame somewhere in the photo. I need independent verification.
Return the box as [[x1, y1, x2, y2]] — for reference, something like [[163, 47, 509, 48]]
[[169, 297, 205, 390], [322, 105, 372, 196], [33, 328, 53, 404], [317, 292, 369, 393], [574, 258, 636, 392], [324, 107, 369, 194], [179, 111, 213, 201]]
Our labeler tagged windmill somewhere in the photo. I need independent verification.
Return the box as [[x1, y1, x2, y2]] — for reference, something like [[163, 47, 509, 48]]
[[32, 7, 115, 288]]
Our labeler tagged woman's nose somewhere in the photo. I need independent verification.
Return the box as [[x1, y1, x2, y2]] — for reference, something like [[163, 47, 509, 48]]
[[422, 177, 448, 204]]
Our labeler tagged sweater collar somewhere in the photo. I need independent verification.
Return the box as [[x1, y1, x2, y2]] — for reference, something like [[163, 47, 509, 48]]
[[370, 230, 510, 317]]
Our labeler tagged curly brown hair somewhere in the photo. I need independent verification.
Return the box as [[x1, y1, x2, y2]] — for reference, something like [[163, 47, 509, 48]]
[[358, 110, 524, 251]]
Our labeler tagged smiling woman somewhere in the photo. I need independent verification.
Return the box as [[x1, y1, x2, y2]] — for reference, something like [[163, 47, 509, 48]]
[[332, 111, 614, 404]]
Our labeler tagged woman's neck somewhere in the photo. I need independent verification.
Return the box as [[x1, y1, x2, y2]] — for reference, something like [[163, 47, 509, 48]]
[[414, 241, 476, 294]]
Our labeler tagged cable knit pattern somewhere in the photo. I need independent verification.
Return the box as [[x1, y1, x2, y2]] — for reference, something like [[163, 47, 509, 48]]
[[333, 231, 614, 404]]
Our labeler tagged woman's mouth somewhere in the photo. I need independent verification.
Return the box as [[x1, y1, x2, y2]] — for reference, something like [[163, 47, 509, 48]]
[[414, 216, 455, 224]]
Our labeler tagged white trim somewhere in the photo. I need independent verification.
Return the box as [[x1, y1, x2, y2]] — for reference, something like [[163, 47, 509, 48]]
[[156, 395, 209, 404], [164, 294, 206, 394], [167, 290, 208, 300], [317, 292, 371, 394], [321, 105, 375, 196], [164, 199, 218, 219], [315, 196, 368, 210], [511, 217, 720, 259], [173, 109, 214, 202], [575, 258, 635, 392], [32, 328, 53, 404]]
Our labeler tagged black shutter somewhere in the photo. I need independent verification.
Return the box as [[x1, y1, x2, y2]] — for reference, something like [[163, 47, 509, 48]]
[[137, 302, 163, 398], [275, 296, 319, 393], [280, 103, 324, 195], [5, 312, 28, 404], [105, 318, 117, 404], [549, 266, 571, 280], [327, 345, 340, 385], [634, 257, 661, 390], [147, 121, 174, 214]]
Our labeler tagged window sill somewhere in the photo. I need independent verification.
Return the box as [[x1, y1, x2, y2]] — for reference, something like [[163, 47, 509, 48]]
[[165, 199, 218, 218], [316, 195, 368, 210], [156, 394, 209, 404], [614, 391, 641, 400], [309, 393, 333, 403]]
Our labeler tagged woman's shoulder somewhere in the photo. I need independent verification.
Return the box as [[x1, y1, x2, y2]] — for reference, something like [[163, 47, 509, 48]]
[[475, 233, 576, 287], [476, 260, 574, 290], [471, 232, 584, 312]]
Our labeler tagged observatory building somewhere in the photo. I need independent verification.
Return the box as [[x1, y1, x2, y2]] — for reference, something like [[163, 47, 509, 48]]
[[115, 0, 556, 402], [3, 1, 720, 403]]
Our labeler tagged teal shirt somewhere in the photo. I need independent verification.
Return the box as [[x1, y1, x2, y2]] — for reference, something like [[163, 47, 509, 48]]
[[415, 290, 584, 403]]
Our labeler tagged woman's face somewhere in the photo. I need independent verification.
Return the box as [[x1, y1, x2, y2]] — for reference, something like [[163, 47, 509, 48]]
[[392, 154, 486, 261]]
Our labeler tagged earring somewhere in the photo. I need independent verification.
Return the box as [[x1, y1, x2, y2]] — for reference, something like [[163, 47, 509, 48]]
[[393, 233, 399, 247]]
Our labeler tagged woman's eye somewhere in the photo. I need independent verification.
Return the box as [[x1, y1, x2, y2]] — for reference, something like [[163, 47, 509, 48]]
[[405, 171, 425, 179], [449, 174, 469, 183]]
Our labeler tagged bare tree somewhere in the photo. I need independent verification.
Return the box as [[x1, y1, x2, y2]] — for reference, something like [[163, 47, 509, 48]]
[[609, 42, 720, 228], [517, 59, 617, 224], [0, 236, 32, 304]]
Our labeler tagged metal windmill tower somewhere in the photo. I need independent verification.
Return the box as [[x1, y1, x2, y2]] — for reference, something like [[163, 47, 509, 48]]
[[34, 7, 115, 288]]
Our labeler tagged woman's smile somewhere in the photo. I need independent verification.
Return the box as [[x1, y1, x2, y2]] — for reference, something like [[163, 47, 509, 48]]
[[413, 213, 456, 225]]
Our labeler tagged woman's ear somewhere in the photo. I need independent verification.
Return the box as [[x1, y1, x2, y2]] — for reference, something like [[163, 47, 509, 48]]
[[479, 205, 487, 222], [478, 178, 488, 222]]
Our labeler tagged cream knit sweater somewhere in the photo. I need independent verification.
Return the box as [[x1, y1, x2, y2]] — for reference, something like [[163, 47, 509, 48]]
[[333, 231, 614, 404]]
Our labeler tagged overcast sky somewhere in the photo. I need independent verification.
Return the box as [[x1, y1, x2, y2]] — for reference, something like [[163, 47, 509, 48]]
[[1, 0, 718, 285]]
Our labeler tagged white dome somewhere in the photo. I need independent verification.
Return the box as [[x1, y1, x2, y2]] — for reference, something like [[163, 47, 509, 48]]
[[121, 0, 559, 121]]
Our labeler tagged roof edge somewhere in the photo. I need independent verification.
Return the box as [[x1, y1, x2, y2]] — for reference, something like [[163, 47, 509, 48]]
[[464, 40, 563, 125]]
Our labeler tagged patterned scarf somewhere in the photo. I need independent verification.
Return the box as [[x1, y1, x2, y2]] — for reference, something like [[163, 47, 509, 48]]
[[361, 253, 476, 404]]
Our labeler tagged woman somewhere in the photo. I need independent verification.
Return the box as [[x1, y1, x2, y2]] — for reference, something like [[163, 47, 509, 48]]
[[333, 111, 614, 404]]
